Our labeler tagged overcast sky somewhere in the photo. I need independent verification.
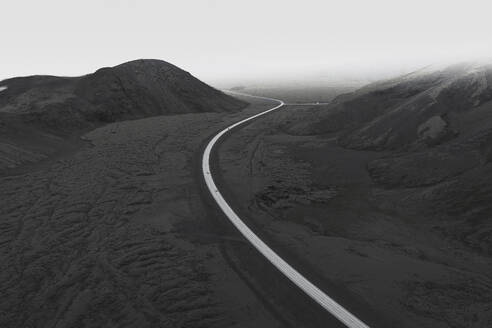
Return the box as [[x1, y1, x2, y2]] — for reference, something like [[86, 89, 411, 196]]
[[2, 0, 491, 84]]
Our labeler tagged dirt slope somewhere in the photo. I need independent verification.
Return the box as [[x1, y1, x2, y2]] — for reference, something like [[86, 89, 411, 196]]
[[0, 59, 246, 173]]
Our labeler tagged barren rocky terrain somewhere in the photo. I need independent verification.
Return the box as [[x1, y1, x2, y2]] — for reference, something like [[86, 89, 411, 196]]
[[0, 61, 286, 328], [0, 101, 294, 328], [217, 63, 492, 327], [3, 59, 492, 328], [0, 59, 246, 173]]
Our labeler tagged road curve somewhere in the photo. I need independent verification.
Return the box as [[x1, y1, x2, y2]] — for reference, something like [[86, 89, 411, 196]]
[[202, 91, 370, 328]]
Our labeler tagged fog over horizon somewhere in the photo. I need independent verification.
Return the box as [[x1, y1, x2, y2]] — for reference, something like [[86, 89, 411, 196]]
[[2, 0, 491, 85]]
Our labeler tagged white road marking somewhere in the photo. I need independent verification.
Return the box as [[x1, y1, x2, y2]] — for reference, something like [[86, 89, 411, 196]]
[[0, 86, 7, 92], [202, 91, 370, 328]]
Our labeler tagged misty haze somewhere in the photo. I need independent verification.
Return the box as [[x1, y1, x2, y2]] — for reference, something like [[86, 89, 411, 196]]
[[1, 1, 492, 328]]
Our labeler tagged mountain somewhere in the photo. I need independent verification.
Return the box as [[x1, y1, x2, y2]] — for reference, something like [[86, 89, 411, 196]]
[[283, 61, 492, 254], [0, 59, 246, 132], [0, 59, 247, 172], [289, 62, 492, 150]]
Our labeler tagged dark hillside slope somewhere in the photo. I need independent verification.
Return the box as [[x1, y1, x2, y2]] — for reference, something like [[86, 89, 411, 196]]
[[75, 59, 246, 123], [290, 62, 492, 150], [0, 59, 246, 172], [0, 59, 246, 133], [283, 62, 492, 254]]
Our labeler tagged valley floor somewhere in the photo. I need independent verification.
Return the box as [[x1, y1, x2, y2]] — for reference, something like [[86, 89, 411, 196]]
[[2, 95, 491, 328], [218, 104, 492, 328], [0, 101, 283, 328]]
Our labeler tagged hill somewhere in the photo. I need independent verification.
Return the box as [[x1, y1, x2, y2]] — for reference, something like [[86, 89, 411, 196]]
[[283, 61, 492, 254], [289, 62, 492, 150], [0, 59, 247, 172]]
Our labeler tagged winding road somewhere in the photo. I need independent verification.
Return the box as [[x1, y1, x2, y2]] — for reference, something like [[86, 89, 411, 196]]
[[201, 92, 370, 328]]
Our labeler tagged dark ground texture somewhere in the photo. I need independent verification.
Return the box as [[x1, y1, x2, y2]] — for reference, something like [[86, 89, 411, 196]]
[[0, 61, 285, 328], [3, 59, 492, 328], [0, 101, 288, 328], [218, 63, 492, 328], [0, 59, 246, 174]]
